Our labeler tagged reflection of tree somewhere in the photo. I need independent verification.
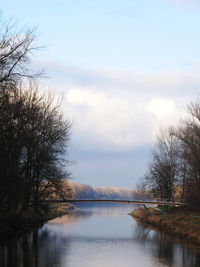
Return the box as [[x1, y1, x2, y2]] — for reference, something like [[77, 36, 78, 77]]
[[0, 226, 70, 267], [0, 209, 93, 267], [33, 230, 38, 267], [1, 208, 200, 267], [48, 210, 92, 231], [133, 223, 152, 245], [22, 234, 30, 266], [152, 232, 174, 266], [181, 246, 200, 267], [133, 221, 200, 267], [0, 235, 23, 267]]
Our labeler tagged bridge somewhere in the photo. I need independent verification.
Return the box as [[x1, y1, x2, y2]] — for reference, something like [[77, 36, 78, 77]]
[[44, 199, 185, 206]]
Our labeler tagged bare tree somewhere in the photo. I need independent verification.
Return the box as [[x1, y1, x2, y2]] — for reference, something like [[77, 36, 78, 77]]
[[0, 17, 43, 85], [136, 177, 151, 200], [145, 128, 179, 201], [0, 15, 71, 214], [0, 80, 71, 213], [137, 99, 200, 210], [171, 100, 200, 210]]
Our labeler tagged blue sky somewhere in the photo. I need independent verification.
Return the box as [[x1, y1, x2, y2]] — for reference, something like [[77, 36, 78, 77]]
[[2, 0, 200, 71], [1, 0, 200, 188]]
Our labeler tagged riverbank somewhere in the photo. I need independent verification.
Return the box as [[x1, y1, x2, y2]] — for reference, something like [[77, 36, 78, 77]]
[[130, 206, 200, 247], [0, 203, 74, 237]]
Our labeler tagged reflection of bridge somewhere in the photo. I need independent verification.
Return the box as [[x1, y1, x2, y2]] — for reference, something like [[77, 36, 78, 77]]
[[45, 199, 185, 206]]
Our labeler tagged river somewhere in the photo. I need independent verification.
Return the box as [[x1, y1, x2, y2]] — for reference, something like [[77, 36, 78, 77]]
[[0, 203, 200, 267]]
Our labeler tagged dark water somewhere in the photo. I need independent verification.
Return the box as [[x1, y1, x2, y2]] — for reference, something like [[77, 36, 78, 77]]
[[0, 203, 200, 267]]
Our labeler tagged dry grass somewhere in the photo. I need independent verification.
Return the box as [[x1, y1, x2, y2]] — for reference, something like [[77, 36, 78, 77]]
[[131, 206, 200, 245], [0, 203, 74, 236]]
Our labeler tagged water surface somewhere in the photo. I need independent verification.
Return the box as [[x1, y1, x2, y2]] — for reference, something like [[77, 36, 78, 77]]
[[0, 203, 200, 267]]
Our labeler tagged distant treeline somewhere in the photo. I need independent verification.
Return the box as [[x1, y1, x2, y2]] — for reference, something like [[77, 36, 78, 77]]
[[68, 181, 141, 200], [140, 101, 200, 211], [0, 18, 71, 214]]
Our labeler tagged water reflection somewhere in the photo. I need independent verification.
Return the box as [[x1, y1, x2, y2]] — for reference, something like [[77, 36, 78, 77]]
[[0, 204, 199, 267], [133, 222, 200, 267]]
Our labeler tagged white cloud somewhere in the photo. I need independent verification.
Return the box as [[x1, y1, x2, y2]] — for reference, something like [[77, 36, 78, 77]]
[[35, 62, 199, 152], [33, 62, 200, 186], [146, 98, 176, 118], [63, 88, 183, 151]]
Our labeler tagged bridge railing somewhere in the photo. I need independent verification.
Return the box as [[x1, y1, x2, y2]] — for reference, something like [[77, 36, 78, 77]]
[[41, 199, 185, 206]]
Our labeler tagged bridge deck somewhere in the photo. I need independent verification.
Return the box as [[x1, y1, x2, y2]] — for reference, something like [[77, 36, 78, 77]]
[[45, 199, 185, 206]]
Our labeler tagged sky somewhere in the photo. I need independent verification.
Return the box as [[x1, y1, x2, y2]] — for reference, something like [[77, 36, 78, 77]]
[[1, 0, 200, 188]]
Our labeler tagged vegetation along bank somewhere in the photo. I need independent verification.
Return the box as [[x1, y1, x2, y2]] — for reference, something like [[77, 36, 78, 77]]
[[130, 206, 200, 247], [0, 203, 74, 237]]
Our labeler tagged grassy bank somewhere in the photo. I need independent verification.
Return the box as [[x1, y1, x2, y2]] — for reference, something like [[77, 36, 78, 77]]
[[130, 206, 200, 247], [0, 203, 74, 237]]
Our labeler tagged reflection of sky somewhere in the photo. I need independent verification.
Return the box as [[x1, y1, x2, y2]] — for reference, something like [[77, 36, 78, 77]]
[[44, 204, 200, 267], [2, 0, 200, 187], [47, 203, 138, 238], [1, 204, 200, 266]]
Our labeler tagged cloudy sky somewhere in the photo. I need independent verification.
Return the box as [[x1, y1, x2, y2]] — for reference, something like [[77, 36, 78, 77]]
[[2, 0, 200, 188]]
